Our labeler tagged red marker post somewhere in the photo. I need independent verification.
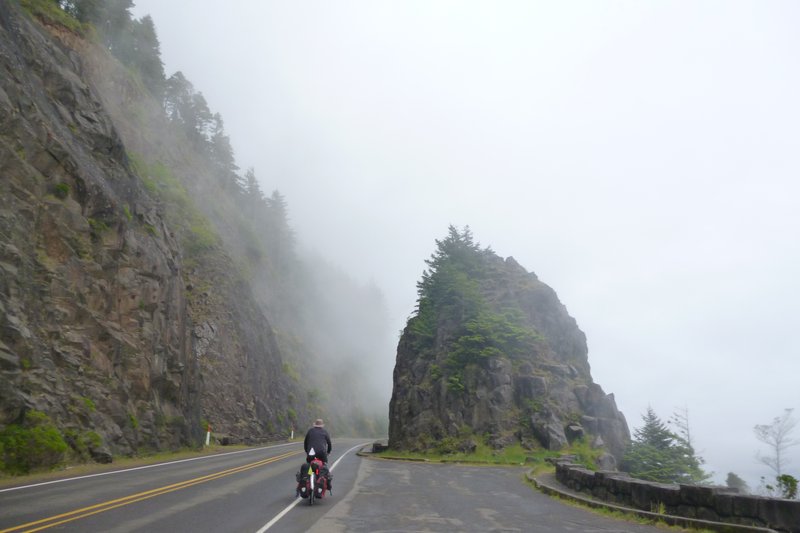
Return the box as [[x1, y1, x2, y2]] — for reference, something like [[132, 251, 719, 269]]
[[205, 423, 211, 446]]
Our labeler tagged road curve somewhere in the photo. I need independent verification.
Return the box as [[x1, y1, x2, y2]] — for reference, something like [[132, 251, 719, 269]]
[[1, 441, 668, 532], [309, 456, 668, 533]]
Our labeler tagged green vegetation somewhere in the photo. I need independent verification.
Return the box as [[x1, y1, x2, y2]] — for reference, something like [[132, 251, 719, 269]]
[[88, 218, 109, 233], [18, 0, 389, 447], [0, 444, 257, 489], [548, 495, 713, 533], [776, 474, 798, 499], [377, 437, 605, 470], [448, 309, 538, 367], [80, 396, 96, 412], [128, 152, 220, 256], [20, 0, 88, 34], [407, 226, 543, 403], [569, 436, 605, 470], [725, 472, 749, 493], [446, 374, 464, 392], [53, 182, 70, 199], [378, 442, 545, 465], [622, 407, 710, 484], [0, 411, 68, 474], [62, 428, 103, 462], [282, 362, 300, 382]]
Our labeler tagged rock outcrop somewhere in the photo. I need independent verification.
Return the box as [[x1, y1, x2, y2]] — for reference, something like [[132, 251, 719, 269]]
[[389, 229, 630, 461], [0, 3, 301, 455]]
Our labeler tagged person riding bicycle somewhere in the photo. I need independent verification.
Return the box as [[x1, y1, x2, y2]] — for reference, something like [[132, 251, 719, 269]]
[[304, 418, 332, 464], [296, 418, 333, 497]]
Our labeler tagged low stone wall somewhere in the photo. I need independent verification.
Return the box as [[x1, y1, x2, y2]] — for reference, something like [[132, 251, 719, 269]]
[[555, 461, 800, 533]]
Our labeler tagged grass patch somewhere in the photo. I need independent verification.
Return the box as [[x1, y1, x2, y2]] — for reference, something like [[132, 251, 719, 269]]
[[376, 442, 561, 466], [539, 490, 715, 533], [80, 396, 96, 413], [20, 0, 88, 35], [128, 151, 220, 257], [0, 444, 250, 489]]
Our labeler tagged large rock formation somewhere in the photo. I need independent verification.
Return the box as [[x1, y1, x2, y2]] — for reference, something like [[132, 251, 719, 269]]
[[389, 228, 630, 462], [0, 2, 301, 456]]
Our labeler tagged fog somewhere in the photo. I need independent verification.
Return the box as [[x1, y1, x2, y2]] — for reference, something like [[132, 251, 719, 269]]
[[130, 1, 800, 487]]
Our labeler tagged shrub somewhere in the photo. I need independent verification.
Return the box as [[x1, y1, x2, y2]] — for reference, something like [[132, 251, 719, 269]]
[[447, 374, 464, 392], [0, 410, 68, 474], [63, 429, 103, 461], [54, 182, 70, 199], [777, 474, 798, 499]]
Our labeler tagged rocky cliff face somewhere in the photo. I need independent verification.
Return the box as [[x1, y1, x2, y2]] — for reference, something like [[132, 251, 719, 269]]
[[0, 3, 301, 457], [389, 231, 630, 462]]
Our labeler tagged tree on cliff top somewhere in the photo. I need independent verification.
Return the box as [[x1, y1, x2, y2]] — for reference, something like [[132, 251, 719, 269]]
[[408, 226, 537, 376]]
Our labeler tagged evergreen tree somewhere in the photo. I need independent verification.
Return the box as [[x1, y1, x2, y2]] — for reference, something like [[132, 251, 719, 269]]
[[207, 113, 239, 184], [726, 472, 749, 493], [163, 73, 216, 149], [622, 407, 710, 484], [243, 167, 264, 202], [669, 407, 712, 483], [60, 0, 163, 93], [129, 15, 165, 95], [407, 225, 537, 375], [417, 225, 483, 301], [60, 0, 102, 22], [264, 190, 294, 269]]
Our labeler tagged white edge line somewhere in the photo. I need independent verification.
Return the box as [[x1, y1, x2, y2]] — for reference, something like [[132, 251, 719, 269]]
[[255, 442, 369, 533], [0, 441, 299, 494]]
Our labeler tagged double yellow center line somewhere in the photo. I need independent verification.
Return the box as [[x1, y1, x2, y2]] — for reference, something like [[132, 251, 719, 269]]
[[1, 449, 301, 533]]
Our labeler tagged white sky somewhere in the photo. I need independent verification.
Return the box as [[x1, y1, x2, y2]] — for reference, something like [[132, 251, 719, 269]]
[[130, 0, 800, 488]]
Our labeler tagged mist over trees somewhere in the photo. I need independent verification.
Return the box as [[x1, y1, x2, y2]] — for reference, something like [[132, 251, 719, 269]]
[[34, 0, 393, 435], [754, 409, 799, 499], [755, 408, 798, 477]]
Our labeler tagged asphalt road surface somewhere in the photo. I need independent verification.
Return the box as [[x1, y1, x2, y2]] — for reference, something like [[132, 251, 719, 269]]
[[307, 457, 667, 533], [0, 440, 666, 532]]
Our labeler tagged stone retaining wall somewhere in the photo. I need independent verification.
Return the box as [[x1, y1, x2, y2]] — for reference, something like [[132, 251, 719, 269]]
[[555, 461, 800, 533]]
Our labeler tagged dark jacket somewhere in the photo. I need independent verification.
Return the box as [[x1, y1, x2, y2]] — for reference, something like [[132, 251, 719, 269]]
[[304, 426, 332, 457]]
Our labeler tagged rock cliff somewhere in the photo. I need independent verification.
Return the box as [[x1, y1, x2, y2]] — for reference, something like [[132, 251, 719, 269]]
[[389, 227, 630, 462], [0, 2, 320, 459]]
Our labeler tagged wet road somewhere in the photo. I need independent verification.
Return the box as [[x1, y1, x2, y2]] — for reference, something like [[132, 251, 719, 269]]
[[309, 457, 666, 533]]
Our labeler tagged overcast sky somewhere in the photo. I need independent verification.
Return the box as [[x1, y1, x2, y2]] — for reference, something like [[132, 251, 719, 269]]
[[130, 1, 800, 487]]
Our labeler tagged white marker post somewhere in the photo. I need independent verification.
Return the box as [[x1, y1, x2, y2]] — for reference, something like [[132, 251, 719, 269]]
[[290, 426, 294, 440], [205, 423, 211, 446]]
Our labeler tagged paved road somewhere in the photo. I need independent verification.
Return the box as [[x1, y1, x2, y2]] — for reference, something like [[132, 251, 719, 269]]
[[0, 439, 368, 533], [311, 457, 667, 533], [0, 441, 665, 532]]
